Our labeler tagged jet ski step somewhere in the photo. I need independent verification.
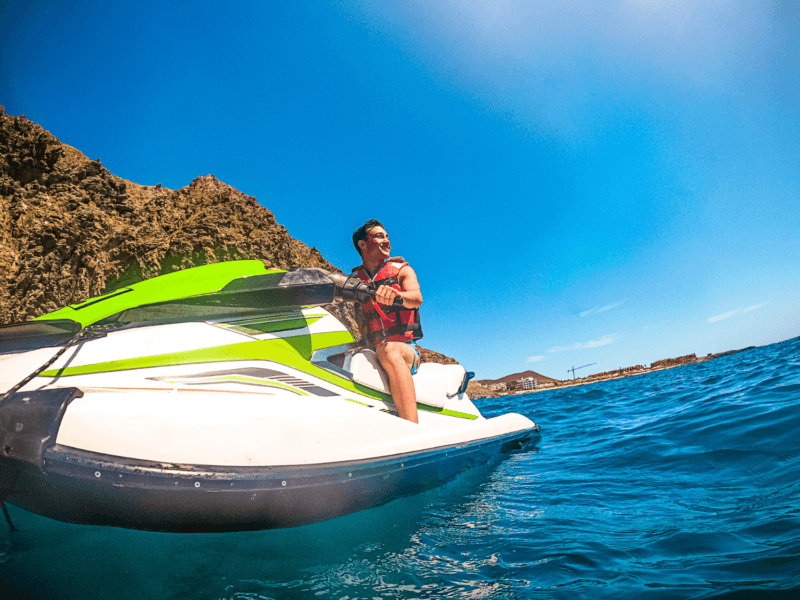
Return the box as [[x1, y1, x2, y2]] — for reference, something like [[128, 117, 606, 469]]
[[0, 388, 84, 470]]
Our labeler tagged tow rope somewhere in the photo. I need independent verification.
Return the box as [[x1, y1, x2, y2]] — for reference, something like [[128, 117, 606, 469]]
[[0, 326, 106, 405]]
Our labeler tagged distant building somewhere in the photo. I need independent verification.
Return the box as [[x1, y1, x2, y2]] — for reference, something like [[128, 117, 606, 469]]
[[522, 377, 536, 390], [476, 369, 558, 390]]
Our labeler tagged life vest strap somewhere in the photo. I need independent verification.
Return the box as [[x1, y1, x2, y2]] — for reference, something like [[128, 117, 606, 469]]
[[364, 322, 423, 345], [361, 304, 407, 320], [369, 275, 399, 288]]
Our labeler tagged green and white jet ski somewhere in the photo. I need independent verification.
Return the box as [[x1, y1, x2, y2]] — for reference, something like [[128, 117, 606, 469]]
[[0, 261, 538, 532]]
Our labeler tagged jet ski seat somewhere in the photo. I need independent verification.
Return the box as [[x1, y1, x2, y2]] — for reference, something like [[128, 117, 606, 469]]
[[349, 350, 470, 409]]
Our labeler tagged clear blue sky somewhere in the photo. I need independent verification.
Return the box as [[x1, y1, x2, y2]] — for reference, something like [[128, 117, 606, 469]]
[[2, 1, 798, 380]]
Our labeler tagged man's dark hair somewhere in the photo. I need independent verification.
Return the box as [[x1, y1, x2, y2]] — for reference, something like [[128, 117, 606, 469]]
[[352, 219, 384, 256]]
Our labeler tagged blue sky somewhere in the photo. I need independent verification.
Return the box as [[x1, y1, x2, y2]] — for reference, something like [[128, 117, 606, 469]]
[[2, 1, 798, 380]]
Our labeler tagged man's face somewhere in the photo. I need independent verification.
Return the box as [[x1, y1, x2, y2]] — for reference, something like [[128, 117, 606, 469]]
[[361, 226, 391, 259]]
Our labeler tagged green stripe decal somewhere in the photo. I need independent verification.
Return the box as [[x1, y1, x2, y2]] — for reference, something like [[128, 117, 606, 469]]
[[40, 332, 385, 399], [35, 261, 281, 328], [344, 398, 370, 407], [419, 405, 478, 420], [227, 313, 326, 326], [227, 317, 323, 335], [162, 375, 309, 396], [40, 331, 477, 419]]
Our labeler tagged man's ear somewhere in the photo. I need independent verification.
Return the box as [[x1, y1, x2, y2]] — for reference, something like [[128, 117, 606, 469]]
[[358, 239, 367, 254]]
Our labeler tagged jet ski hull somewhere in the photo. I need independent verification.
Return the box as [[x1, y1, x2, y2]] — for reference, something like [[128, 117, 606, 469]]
[[3, 430, 532, 533], [0, 263, 540, 532]]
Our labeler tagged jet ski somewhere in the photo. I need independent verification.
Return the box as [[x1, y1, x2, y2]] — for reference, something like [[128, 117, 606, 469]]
[[0, 261, 538, 533]]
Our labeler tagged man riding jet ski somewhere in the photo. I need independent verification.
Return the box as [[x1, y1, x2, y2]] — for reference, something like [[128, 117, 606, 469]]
[[0, 261, 538, 532], [351, 219, 423, 423]]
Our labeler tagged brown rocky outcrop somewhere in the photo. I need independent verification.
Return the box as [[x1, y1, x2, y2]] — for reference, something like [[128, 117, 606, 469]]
[[0, 107, 356, 331], [0, 109, 472, 375], [418, 347, 458, 365]]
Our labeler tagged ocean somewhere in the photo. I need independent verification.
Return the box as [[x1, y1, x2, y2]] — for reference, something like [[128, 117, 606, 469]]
[[1, 336, 799, 599]]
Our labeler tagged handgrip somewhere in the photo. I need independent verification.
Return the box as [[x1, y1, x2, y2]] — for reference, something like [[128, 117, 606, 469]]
[[368, 289, 405, 307], [329, 272, 406, 307]]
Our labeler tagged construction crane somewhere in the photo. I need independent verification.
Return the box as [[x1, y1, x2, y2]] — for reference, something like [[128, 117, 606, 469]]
[[568, 363, 597, 380]]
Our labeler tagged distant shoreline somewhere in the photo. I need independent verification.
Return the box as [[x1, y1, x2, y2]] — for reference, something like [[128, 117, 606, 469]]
[[469, 346, 754, 398], [518, 362, 678, 394]]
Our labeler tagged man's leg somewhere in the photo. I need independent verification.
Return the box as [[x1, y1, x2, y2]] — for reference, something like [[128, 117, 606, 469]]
[[376, 341, 419, 423]]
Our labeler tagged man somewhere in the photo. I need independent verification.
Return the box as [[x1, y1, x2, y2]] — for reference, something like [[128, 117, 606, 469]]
[[351, 219, 423, 423]]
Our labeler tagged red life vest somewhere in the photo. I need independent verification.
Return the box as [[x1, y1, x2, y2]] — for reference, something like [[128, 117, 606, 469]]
[[351, 257, 423, 346]]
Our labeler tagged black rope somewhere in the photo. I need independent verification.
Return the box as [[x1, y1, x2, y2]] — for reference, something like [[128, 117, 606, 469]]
[[1, 501, 16, 532], [0, 327, 93, 406], [0, 326, 108, 531]]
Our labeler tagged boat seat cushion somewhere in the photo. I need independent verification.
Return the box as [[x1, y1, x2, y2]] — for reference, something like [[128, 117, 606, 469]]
[[350, 350, 467, 409], [349, 350, 391, 393]]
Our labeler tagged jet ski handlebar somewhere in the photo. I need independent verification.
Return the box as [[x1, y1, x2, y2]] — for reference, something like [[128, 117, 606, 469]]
[[327, 272, 404, 307]]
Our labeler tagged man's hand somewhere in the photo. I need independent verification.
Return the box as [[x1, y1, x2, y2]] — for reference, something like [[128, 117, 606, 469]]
[[374, 284, 402, 306]]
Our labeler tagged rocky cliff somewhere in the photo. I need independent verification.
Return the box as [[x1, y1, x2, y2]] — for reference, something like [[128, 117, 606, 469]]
[[0, 108, 468, 373], [0, 107, 357, 331]]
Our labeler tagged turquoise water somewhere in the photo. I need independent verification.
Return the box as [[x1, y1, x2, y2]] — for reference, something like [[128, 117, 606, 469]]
[[2, 336, 799, 599]]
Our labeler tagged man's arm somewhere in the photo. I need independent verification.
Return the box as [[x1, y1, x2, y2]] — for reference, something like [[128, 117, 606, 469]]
[[374, 265, 422, 309]]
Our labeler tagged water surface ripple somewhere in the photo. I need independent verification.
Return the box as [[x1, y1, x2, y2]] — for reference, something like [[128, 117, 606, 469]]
[[2, 337, 799, 599]]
